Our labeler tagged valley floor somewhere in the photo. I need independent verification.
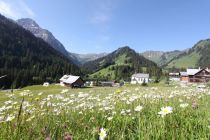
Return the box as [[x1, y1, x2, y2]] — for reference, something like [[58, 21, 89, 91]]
[[0, 83, 209, 139]]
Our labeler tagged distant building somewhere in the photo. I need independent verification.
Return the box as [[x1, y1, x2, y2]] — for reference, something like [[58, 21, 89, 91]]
[[131, 73, 149, 84], [98, 81, 115, 87], [60, 75, 84, 88], [180, 68, 210, 83], [43, 82, 49, 87], [169, 73, 180, 81], [180, 72, 188, 82]]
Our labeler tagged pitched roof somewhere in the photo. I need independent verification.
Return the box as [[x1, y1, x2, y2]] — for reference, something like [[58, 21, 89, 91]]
[[180, 72, 188, 76], [186, 69, 200, 75], [60, 75, 81, 84], [60, 75, 70, 81], [132, 73, 149, 78]]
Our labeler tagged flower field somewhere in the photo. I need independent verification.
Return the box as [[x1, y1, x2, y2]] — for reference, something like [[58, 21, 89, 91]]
[[0, 84, 210, 139]]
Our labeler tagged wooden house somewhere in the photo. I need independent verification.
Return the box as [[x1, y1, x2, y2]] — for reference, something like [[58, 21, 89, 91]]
[[180, 68, 210, 83], [188, 69, 210, 83], [60, 75, 84, 88]]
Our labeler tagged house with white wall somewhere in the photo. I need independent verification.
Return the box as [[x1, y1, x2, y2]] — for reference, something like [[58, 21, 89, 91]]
[[131, 73, 149, 84]]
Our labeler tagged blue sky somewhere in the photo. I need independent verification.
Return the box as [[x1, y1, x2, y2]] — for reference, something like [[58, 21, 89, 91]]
[[0, 0, 210, 54]]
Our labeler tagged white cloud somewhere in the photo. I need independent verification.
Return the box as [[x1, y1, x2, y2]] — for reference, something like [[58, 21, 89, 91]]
[[0, 0, 35, 19], [0, 1, 17, 19]]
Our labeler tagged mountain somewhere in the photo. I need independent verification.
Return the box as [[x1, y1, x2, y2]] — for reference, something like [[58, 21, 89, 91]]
[[141, 50, 182, 66], [165, 39, 210, 69], [141, 51, 164, 63], [83, 46, 162, 81], [69, 53, 108, 64], [16, 18, 79, 63], [0, 14, 81, 89]]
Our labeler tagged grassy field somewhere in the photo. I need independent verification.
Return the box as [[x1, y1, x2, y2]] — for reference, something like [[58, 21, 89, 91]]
[[0, 83, 210, 139]]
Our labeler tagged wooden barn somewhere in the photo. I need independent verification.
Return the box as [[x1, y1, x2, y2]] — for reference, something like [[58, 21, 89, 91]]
[[60, 75, 84, 88], [188, 69, 210, 83], [180, 68, 210, 83]]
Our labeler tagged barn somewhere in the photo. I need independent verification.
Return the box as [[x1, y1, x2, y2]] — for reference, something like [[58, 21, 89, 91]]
[[180, 68, 210, 83], [60, 75, 84, 88], [188, 69, 210, 83]]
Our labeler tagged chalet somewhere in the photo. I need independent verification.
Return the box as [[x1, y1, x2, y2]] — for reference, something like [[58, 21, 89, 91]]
[[180, 68, 210, 83], [188, 69, 210, 83], [131, 73, 149, 84], [60, 75, 84, 88]]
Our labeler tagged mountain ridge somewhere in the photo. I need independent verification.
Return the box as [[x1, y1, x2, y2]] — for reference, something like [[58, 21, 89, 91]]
[[164, 39, 210, 69], [83, 46, 162, 81]]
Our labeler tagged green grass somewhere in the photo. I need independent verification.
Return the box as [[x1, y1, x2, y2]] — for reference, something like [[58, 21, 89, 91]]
[[115, 54, 129, 65], [167, 51, 200, 68], [90, 66, 115, 79], [0, 83, 209, 139]]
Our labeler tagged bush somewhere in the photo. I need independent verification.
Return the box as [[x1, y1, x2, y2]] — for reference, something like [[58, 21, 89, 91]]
[[141, 79, 148, 86]]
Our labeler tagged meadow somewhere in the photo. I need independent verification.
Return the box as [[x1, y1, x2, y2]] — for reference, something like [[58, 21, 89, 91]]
[[0, 83, 209, 140]]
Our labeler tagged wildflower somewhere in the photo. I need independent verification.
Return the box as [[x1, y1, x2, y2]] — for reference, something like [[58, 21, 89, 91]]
[[64, 132, 73, 140], [99, 128, 107, 140], [4, 100, 12, 105], [180, 103, 189, 108], [26, 115, 35, 122], [45, 136, 51, 140], [115, 89, 121, 94], [112, 111, 116, 115], [61, 89, 69, 94], [120, 110, 126, 115], [134, 105, 143, 112], [158, 106, 173, 118], [192, 100, 198, 109], [179, 99, 183, 102], [126, 109, 131, 113], [0, 116, 4, 123], [5, 115, 15, 122], [107, 117, 113, 121]]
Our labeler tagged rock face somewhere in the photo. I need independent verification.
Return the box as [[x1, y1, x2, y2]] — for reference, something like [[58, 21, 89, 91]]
[[17, 18, 69, 57], [69, 53, 108, 64], [141, 50, 182, 66]]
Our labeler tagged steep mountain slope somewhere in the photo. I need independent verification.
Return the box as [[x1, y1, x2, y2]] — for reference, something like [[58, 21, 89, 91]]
[[83, 46, 162, 81], [69, 53, 107, 64], [165, 39, 210, 69], [157, 50, 182, 66], [17, 18, 79, 64], [0, 14, 80, 89], [141, 50, 182, 66], [141, 51, 164, 63]]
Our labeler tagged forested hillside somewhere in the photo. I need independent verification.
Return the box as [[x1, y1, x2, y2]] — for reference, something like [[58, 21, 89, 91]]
[[0, 14, 81, 89], [83, 46, 162, 81]]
